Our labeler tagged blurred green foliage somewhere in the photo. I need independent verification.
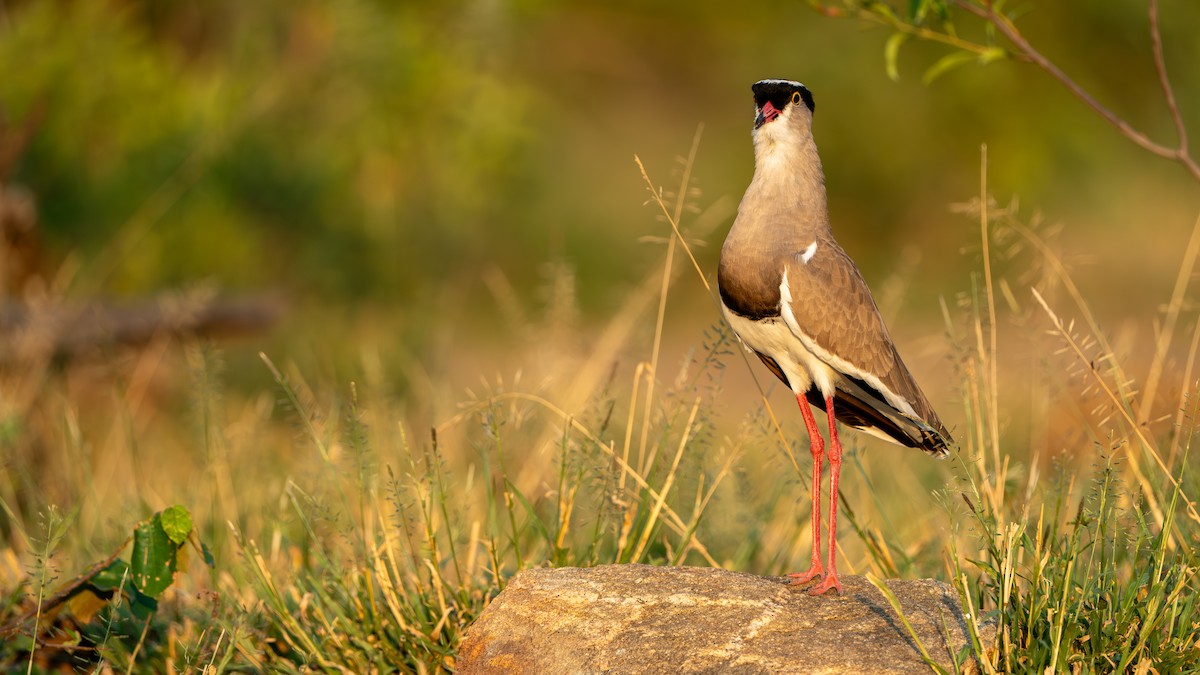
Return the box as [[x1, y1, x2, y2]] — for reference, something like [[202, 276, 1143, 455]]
[[3, 4, 1200, 668], [2, 0, 1198, 315], [4, 0, 544, 300]]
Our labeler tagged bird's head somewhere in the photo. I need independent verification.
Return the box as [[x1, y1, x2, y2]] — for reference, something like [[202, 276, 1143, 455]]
[[751, 79, 815, 147]]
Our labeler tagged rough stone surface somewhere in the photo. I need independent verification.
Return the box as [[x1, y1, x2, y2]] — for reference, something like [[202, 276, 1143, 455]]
[[458, 564, 986, 674]]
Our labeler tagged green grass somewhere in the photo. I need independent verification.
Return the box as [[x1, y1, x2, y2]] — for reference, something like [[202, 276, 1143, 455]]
[[2, 147, 1199, 673]]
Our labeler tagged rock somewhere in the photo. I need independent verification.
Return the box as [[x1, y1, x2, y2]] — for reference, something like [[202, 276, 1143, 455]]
[[457, 564, 987, 674]]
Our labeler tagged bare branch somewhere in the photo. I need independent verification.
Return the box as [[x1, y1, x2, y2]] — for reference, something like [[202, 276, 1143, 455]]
[[1149, 0, 1188, 155], [956, 0, 1200, 184]]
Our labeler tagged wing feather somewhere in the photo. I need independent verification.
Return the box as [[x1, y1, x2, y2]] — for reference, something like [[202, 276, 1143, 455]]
[[781, 239, 952, 453]]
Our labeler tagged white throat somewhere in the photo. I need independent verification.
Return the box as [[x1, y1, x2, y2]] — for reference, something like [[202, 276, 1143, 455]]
[[749, 113, 826, 214]]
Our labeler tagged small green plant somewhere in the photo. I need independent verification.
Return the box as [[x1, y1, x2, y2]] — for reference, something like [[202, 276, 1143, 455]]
[[0, 505, 211, 671], [939, 191, 1200, 670]]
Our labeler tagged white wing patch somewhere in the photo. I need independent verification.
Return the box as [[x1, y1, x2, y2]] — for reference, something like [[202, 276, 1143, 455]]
[[799, 241, 818, 264], [722, 269, 924, 450], [778, 268, 920, 419], [721, 307, 814, 396], [779, 269, 838, 396]]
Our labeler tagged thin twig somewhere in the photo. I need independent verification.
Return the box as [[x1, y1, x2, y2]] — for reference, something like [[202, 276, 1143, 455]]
[[1148, 0, 1189, 156], [956, 0, 1200, 183]]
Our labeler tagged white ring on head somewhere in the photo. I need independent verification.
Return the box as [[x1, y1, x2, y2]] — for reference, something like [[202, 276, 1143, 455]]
[[755, 79, 807, 89]]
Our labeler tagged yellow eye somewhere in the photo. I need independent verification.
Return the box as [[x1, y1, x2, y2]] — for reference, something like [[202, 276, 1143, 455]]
[[791, 91, 802, 105]]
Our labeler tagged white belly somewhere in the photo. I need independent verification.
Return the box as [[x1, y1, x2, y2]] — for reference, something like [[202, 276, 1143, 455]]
[[721, 303, 839, 397]]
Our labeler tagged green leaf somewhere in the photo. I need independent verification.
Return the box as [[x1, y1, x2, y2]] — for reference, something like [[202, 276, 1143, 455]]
[[909, 0, 949, 24], [0, 415, 20, 443], [90, 559, 131, 592], [884, 32, 909, 82], [201, 541, 216, 567], [922, 50, 976, 84], [160, 505, 193, 545], [979, 46, 1008, 65], [129, 585, 159, 619], [506, 480, 551, 543], [60, 628, 82, 648], [10, 634, 35, 653], [965, 556, 998, 576], [908, 0, 929, 23], [874, 2, 899, 22], [131, 513, 179, 598]]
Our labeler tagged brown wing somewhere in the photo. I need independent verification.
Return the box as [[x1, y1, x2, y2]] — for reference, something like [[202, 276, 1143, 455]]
[[782, 237, 952, 451]]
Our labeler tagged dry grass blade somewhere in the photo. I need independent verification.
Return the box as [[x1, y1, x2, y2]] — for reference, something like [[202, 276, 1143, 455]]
[[1030, 288, 1198, 536], [636, 145, 802, 477], [976, 145, 1004, 517], [1139, 211, 1200, 426], [1006, 220, 1141, 409], [633, 139, 710, 295], [631, 397, 701, 563], [634, 127, 704, 482], [1168, 315, 1200, 466], [864, 573, 950, 675], [437, 391, 721, 566]]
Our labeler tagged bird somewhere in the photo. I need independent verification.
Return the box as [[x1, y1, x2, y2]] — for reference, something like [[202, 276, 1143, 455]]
[[717, 79, 953, 595]]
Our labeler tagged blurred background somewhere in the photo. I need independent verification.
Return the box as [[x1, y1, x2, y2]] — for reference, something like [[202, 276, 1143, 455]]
[[2, 0, 1200, 563], [5, 4, 1200, 668]]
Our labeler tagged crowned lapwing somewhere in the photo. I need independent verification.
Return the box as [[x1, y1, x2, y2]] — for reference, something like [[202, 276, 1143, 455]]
[[718, 79, 953, 595]]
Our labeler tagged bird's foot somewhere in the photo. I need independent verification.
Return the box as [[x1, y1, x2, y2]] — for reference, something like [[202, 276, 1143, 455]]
[[806, 571, 842, 596], [786, 565, 823, 586]]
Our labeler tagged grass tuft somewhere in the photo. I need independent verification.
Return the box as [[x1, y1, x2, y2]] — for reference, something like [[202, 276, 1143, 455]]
[[1, 141, 1198, 672]]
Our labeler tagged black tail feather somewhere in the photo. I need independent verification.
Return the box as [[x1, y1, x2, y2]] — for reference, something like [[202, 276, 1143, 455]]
[[754, 349, 951, 456], [805, 379, 950, 456]]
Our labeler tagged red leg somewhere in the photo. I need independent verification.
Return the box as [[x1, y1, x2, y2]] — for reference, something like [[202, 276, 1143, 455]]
[[808, 395, 843, 595], [787, 393, 825, 586]]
